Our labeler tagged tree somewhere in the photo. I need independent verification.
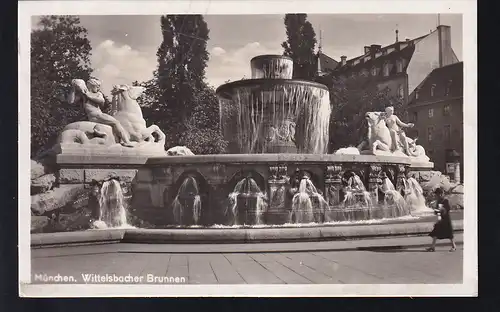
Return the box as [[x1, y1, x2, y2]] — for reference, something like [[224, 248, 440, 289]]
[[281, 14, 318, 80], [317, 74, 404, 152], [31, 15, 93, 157], [136, 15, 227, 153]]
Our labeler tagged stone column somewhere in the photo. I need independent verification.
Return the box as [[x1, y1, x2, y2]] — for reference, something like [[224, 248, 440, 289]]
[[368, 165, 382, 204], [324, 165, 343, 207], [266, 164, 288, 224]]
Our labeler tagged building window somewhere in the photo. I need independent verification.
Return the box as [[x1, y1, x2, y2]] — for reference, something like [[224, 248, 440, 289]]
[[427, 127, 434, 142], [444, 125, 451, 142], [428, 108, 434, 118], [415, 90, 419, 100], [412, 112, 418, 122], [398, 85, 404, 98], [383, 63, 390, 76], [443, 104, 451, 116], [396, 60, 403, 73], [430, 84, 436, 97], [445, 80, 452, 96], [371, 66, 378, 76]]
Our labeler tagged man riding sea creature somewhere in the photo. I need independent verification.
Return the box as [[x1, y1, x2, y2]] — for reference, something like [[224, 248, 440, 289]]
[[382, 106, 414, 155], [67, 77, 134, 147]]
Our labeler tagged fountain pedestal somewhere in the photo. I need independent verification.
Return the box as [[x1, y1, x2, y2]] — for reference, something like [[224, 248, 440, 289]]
[[324, 165, 343, 206], [266, 165, 288, 224], [368, 165, 382, 204]]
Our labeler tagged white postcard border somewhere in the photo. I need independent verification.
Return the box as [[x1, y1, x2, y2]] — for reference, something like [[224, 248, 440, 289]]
[[18, 0, 477, 297]]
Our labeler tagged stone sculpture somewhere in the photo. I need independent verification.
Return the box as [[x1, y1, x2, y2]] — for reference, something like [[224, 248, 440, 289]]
[[56, 78, 166, 155], [357, 110, 429, 162], [166, 146, 195, 156]]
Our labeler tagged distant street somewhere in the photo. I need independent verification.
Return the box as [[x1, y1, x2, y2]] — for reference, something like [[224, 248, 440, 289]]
[[31, 234, 463, 284]]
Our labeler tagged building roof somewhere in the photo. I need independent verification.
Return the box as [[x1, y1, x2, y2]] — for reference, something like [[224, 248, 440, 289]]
[[318, 33, 429, 76], [317, 52, 339, 73], [408, 61, 463, 104], [340, 34, 428, 69]]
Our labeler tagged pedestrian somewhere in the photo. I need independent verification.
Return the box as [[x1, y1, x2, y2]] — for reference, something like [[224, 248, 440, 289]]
[[426, 187, 456, 252]]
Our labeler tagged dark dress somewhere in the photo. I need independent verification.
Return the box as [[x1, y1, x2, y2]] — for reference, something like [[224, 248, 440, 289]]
[[429, 198, 454, 239]]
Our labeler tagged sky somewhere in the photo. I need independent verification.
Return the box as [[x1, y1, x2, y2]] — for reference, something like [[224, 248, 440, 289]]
[[31, 14, 462, 96]]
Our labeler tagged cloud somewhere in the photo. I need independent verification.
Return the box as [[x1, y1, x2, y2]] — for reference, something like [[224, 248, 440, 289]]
[[91, 40, 157, 97], [211, 46, 226, 56], [206, 41, 283, 88]]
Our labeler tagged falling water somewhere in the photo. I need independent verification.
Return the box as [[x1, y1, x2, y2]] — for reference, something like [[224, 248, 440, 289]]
[[96, 179, 129, 228], [340, 174, 373, 221], [172, 176, 202, 225], [343, 174, 372, 207], [251, 57, 293, 79], [227, 177, 267, 225], [291, 177, 329, 223], [380, 177, 409, 217], [219, 83, 330, 154], [404, 177, 434, 215]]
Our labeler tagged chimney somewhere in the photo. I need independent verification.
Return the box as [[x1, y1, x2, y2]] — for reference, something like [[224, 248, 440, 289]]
[[437, 25, 453, 67], [370, 44, 381, 55], [340, 55, 347, 66], [405, 38, 410, 42], [364, 46, 370, 54]]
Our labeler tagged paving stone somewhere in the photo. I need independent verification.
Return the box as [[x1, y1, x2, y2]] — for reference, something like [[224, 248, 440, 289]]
[[139, 253, 171, 277], [225, 254, 284, 284], [249, 253, 312, 284], [283, 252, 384, 284], [265, 253, 338, 284], [187, 256, 218, 284], [30, 236, 464, 285], [209, 256, 246, 284]]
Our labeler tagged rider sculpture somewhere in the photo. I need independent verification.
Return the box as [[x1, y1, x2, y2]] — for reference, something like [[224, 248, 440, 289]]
[[57, 77, 166, 154], [383, 106, 414, 155], [67, 77, 134, 147], [357, 107, 428, 161]]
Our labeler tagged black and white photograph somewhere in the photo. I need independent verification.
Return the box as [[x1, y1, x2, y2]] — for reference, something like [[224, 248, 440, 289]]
[[19, 0, 477, 297]]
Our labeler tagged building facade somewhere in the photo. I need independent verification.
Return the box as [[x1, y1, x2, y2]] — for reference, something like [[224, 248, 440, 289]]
[[316, 24, 463, 173], [317, 25, 460, 107], [406, 62, 463, 177]]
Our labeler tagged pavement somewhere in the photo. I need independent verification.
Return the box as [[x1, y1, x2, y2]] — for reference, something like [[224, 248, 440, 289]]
[[31, 233, 463, 284]]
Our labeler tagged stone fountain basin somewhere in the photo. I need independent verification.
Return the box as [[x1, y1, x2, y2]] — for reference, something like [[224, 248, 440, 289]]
[[55, 153, 434, 227], [31, 216, 463, 247]]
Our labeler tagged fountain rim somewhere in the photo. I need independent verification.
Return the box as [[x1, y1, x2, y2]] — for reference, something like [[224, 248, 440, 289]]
[[250, 54, 293, 62], [56, 153, 433, 169], [215, 78, 329, 98]]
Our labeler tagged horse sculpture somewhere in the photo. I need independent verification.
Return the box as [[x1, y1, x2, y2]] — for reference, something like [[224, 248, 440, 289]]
[[357, 111, 394, 154], [111, 84, 165, 144]]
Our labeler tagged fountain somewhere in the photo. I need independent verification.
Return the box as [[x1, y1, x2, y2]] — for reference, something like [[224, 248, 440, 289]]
[[378, 172, 409, 218], [289, 171, 329, 223], [227, 176, 267, 225], [217, 55, 330, 154], [171, 176, 202, 226], [404, 176, 434, 216], [93, 178, 130, 229], [51, 54, 435, 230]]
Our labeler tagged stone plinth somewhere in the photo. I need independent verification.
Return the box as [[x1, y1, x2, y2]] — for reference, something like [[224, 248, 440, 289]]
[[52, 153, 435, 228]]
